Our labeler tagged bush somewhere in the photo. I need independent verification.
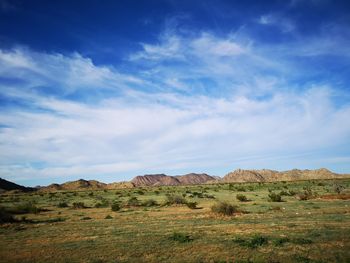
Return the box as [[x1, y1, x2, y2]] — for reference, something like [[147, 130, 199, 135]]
[[142, 199, 158, 207], [236, 186, 246, 192], [272, 237, 290, 246], [95, 199, 109, 208], [268, 193, 283, 202], [81, 216, 92, 220], [57, 202, 69, 208], [211, 201, 238, 216], [111, 202, 121, 212], [165, 195, 187, 205], [186, 201, 197, 209], [72, 202, 86, 209], [236, 194, 248, 202], [126, 197, 140, 207], [233, 235, 268, 248], [105, 215, 113, 219], [171, 232, 193, 243], [135, 190, 145, 195], [10, 202, 42, 214], [0, 207, 16, 223]]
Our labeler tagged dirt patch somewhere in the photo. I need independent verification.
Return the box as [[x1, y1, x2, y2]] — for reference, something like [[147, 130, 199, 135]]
[[319, 194, 350, 200]]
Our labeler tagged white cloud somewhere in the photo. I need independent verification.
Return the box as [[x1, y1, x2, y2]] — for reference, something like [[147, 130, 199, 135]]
[[258, 13, 295, 33], [0, 30, 349, 184]]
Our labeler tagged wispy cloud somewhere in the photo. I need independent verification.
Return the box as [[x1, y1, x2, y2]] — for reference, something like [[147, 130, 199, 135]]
[[1, 19, 350, 184]]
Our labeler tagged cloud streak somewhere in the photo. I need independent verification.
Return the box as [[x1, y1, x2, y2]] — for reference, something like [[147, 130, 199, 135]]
[[0, 24, 350, 185]]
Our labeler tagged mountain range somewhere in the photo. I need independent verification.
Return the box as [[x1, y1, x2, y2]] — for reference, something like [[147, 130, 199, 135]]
[[1, 168, 349, 192]]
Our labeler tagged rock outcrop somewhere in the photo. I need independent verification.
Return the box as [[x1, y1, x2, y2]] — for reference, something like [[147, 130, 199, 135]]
[[131, 173, 217, 187], [223, 168, 346, 182]]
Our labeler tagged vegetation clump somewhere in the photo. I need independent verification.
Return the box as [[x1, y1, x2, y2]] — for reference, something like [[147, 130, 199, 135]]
[[268, 193, 283, 202], [57, 202, 69, 208], [171, 232, 193, 243], [111, 202, 121, 211], [211, 201, 238, 216], [141, 199, 158, 207], [186, 201, 197, 209], [0, 207, 16, 223], [233, 235, 268, 248], [236, 194, 249, 202], [165, 195, 187, 205], [72, 202, 86, 209], [126, 197, 140, 207]]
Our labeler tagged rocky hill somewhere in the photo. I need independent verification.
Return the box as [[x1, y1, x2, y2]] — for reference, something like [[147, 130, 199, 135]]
[[223, 168, 347, 182], [131, 173, 216, 187], [2, 168, 349, 192], [0, 178, 34, 192]]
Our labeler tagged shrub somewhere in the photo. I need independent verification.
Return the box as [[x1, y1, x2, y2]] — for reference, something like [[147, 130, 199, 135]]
[[236, 194, 248, 202], [236, 186, 246, 192], [111, 202, 121, 212], [81, 216, 92, 220], [165, 195, 187, 205], [57, 202, 69, 208], [333, 183, 344, 194], [135, 190, 144, 195], [233, 235, 268, 248], [0, 207, 16, 223], [186, 201, 197, 209], [72, 202, 86, 209], [211, 201, 238, 216], [279, 190, 289, 196], [293, 237, 313, 245], [126, 197, 140, 207], [268, 193, 283, 202], [95, 199, 109, 208], [272, 237, 290, 246], [105, 215, 113, 219], [10, 202, 42, 214], [171, 232, 193, 243], [142, 199, 158, 207]]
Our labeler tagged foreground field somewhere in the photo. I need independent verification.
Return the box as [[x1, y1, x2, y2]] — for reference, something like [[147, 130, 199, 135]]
[[1, 179, 350, 263]]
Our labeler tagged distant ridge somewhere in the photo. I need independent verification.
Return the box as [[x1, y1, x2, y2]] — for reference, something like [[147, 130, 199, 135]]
[[1, 168, 349, 192], [0, 178, 34, 192], [131, 173, 216, 187], [222, 168, 347, 182]]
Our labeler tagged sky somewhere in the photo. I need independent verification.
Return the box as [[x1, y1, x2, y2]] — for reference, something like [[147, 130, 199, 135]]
[[0, 0, 350, 186]]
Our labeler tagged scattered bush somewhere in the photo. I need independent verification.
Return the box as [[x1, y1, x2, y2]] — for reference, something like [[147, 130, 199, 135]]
[[10, 202, 42, 214], [57, 202, 69, 208], [165, 195, 187, 205], [272, 237, 290, 246], [111, 202, 121, 212], [268, 193, 283, 202], [333, 183, 345, 194], [186, 201, 197, 209], [126, 197, 140, 207], [292, 237, 313, 245], [0, 207, 16, 223], [236, 186, 246, 192], [72, 202, 86, 209], [142, 199, 158, 207], [236, 194, 248, 202], [171, 232, 193, 243], [95, 199, 109, 208], [135, 190, 144, 195], [211, 201, 238, 216], [233, 235, 268, 248]]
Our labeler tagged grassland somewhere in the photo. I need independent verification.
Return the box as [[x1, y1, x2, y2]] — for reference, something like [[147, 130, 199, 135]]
[[1, 179, 350, 263]]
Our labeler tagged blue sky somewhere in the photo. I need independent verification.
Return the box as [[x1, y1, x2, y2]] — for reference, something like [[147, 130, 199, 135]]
[[0, 0, 350, 186]]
